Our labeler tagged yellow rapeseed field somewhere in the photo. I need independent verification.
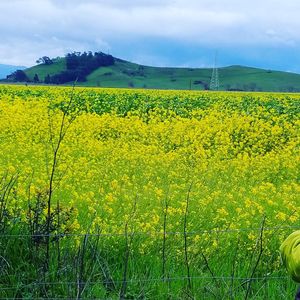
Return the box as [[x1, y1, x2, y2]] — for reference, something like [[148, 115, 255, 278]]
[[0, 85, 299, 298]]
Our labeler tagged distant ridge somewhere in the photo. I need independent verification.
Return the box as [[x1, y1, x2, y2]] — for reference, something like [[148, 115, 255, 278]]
[[0, 64, 26, 79], [6, 54, 300, 92]]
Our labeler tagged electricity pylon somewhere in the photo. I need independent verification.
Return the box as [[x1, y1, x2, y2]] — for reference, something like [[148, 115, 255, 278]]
[[210, 51, 220, 91]]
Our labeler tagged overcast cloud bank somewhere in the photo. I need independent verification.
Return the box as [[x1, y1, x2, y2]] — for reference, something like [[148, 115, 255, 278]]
[[1, 0, 299, 71]]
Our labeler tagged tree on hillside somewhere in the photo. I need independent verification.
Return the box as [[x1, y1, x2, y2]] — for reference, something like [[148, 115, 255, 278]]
[[66, 53, 81, 70], [34, 51, 115, 84], [44, 74, 51, 84], [33, 74, 40, 83], [6, 70, 29, 82], [65, 51, 114, 73], [36, 56, 53, 65]]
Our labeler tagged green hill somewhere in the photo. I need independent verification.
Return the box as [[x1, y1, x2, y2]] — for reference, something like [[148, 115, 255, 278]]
[[25, 57, 66, 80], [23, 56, 300, 92]]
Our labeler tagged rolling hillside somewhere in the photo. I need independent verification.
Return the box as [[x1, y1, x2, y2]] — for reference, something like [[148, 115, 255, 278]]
[[23, 56, 300, 92], [25, 57, 66, 80]]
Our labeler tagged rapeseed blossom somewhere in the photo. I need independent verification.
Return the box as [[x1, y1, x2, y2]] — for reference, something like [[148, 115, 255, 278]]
[[0, 85, 299, 270]]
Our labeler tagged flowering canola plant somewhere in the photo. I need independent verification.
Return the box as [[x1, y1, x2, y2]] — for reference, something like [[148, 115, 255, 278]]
[[0, 85, 299, 277]]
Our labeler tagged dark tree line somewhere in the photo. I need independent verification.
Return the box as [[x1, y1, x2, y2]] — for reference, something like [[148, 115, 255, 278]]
[[48, 51, 115, 84], [6, 70, 29, 82], [7, 52, 115, 84], [6, 70, 40, 83]]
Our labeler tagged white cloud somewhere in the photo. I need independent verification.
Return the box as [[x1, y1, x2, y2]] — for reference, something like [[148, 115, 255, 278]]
[[0, 0, 299, 65]]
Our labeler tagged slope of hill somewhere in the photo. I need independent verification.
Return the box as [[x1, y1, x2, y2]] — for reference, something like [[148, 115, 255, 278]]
[[25, 57, 66, 80], [0, 64, 26, 79], [22, 56, 300, 92]]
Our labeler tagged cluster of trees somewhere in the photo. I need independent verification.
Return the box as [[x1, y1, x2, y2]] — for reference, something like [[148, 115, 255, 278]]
[[6, 52, 115, 84], [6, 70, 29, 82], [224, 83, 262, 92], [49, 52, 115, 84], [6, 70, 40, 83], [36, 56, 53, 65]]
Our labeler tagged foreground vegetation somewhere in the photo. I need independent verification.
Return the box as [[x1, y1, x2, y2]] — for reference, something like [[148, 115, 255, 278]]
[[0, 85, 299, 299]]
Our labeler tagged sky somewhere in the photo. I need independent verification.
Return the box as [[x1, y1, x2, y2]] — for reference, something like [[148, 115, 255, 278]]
[[1, 0, 300, 72]]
